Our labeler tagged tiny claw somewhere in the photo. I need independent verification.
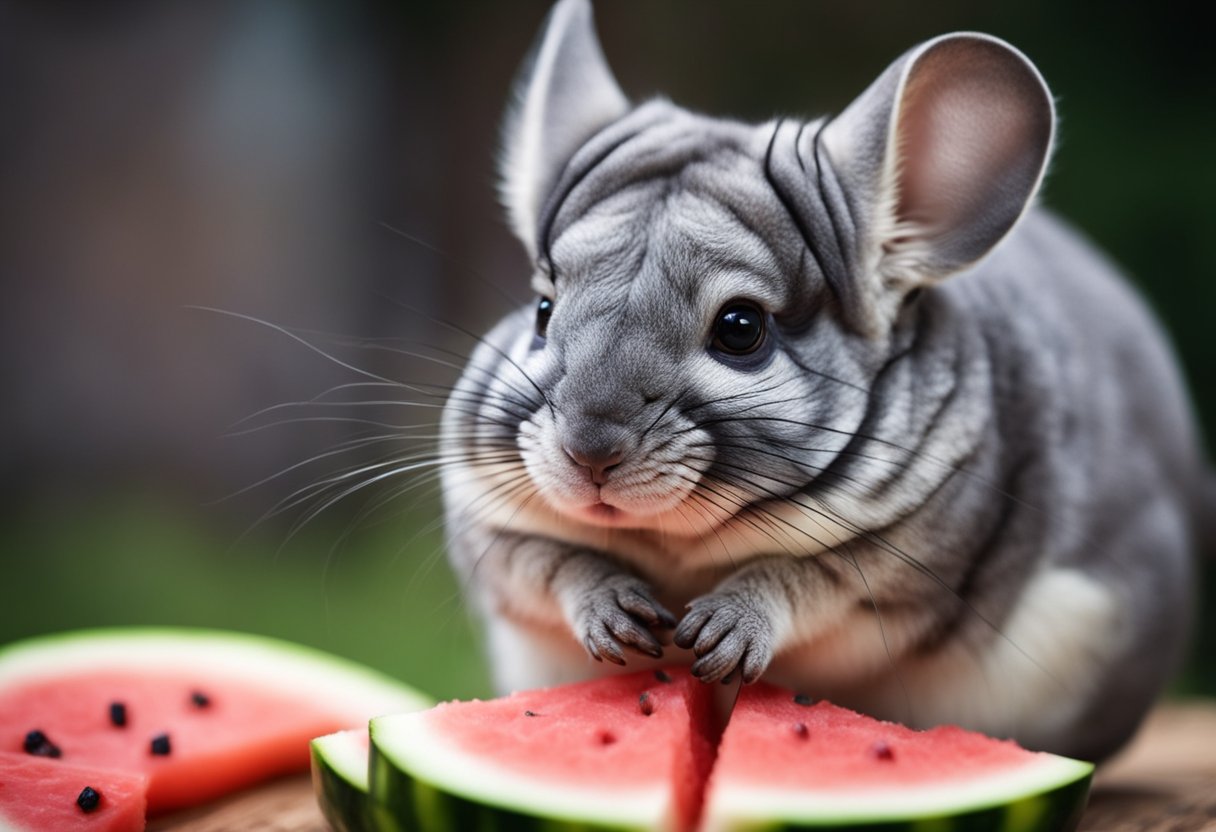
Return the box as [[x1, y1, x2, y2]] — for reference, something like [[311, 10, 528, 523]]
[[600, 638, 627, 665], [741, 651, 765, 685], [655, 607, 678, 630], [689, 656, 717, 682], [673, 608, 711, 649], [640, 642, 663, 659], [632, 628, 665, 658], [617, 590, 677, 632]]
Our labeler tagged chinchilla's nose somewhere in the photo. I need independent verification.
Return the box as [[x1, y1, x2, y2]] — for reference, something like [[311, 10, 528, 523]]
[[563, 428, 629, 485]]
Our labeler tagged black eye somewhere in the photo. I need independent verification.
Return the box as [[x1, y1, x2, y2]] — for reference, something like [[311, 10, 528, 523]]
[[536, 297, 554, 338], [712, 303, 765, 354]]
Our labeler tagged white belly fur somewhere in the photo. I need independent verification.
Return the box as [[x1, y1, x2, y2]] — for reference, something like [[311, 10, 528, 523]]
[[766, 567, 1121, 748]]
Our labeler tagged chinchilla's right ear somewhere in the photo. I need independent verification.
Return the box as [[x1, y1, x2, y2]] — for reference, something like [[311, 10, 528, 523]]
[[821, 33, 1055, 308], [499, 0, 628, 260]]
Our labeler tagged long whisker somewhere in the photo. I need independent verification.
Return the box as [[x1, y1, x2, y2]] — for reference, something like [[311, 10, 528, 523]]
[[378, 221, 527, 310], [184, 306, 401, 385], [373, 293, 557, 418]]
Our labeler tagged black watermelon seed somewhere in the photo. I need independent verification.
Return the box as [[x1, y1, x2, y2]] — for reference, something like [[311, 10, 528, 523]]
[[792, 693, 813, 706], [638, 692, 654, 716], [150, 733, 171, 756], [77, 786, 101, 813], [23, 729, 61, 758], [871, 740, 895, 761], [190, 691, 211, 709], [109, 702, 127, 727], [523, 710, 539, 717], [654, 670, 672, 684], [793, 722, 809, 738]]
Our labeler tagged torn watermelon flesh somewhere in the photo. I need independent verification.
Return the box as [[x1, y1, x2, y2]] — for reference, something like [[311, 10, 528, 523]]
[[716, 683, 1041, 790], [359, 674, 1094, 831], [702, 682, 1093, 830], [0, 670, 359, 814], [0, 751, 147, 832], [372, 670, 719, 832]]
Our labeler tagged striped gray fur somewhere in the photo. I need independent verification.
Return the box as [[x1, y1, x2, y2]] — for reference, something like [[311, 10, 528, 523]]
[[440, 0, 1206, 762]]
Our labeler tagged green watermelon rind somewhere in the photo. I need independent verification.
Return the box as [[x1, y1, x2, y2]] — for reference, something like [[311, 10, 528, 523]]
[[370, 712, 665, 832], [311, 730, 378, 832], [0, 627, 432, 724], [702, 754, 1093, 831]]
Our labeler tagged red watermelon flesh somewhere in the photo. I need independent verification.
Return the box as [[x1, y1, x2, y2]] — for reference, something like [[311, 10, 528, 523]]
[[366, 674, 1094, 831], [0, 629, 431, 818], [0, 751, 147, 832], [1, 671, 347, 813], [373, 669, 719, 832], [716, 684, 1041, 789], [701, 682, 1094, 829]]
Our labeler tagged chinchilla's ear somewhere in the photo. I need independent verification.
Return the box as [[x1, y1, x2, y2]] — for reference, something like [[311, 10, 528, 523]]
[[822, 33, 1054, 293], [499, 0, 628, 259]]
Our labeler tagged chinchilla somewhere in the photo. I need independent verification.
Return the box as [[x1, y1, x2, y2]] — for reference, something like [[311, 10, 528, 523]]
[[439, 0, 1207, 762]]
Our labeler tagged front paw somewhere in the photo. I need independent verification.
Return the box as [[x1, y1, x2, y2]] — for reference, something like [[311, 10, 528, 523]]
[[674, 592, 773, 684], [573, 575, 677, 666]]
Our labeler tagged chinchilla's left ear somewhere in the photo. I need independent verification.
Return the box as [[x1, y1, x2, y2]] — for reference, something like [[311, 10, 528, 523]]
[[821, 33, 1054, 296], [499, 0, 628, 259]]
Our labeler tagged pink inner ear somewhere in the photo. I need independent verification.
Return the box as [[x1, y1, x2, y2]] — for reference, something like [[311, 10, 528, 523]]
[[895, 39, 1050, 237]]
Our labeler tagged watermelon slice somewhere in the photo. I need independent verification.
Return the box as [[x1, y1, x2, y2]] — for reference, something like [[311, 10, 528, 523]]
[[310, 729, 373, 832], [0, 628, 430, 822], [0, 752, 146, 832], [354, 672, 1094, 832], [370, 669, 719, 832], [701, 682, 1094, 830]]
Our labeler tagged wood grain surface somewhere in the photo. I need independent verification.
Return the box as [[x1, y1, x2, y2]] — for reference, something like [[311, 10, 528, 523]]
[[147, 700, 1216, 832]]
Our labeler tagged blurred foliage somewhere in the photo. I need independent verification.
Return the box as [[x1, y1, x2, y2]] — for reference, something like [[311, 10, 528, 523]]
[[0, 496, 490, 701]]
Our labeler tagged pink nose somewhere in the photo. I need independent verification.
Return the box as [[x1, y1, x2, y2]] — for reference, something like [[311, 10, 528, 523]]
[[563, 444, 624, 485]]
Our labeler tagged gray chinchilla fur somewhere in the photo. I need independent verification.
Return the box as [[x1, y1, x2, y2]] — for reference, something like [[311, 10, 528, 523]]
[[440, 0, 1207, 762]]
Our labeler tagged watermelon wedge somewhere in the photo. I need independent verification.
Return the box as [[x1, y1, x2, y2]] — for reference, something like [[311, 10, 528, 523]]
[[0, 752, 146, 832], [353, 672, 1094, 832], [0, 628, 429, 823], [370, 669, 719, 832], [310, 729, 373, 832], [701, 682, 1094, 830]]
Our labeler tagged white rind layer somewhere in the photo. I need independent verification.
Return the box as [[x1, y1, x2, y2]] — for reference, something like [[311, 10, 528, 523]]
[[702, 752, 1091, 829], [0, 628, 431, 723], [372, 711, 673, 829], [312, 728, 371, 790]]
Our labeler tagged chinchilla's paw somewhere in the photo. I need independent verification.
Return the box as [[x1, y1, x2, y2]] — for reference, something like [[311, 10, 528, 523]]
[[573, 575, 677, 665], [674, 592, 774, 684]]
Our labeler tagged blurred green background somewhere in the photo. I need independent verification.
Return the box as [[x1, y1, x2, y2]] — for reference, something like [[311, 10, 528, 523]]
[[0, 1, 1212, 703]]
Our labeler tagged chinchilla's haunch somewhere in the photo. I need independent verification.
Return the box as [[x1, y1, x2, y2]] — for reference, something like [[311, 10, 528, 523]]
[[440, 0, 1207, 762]]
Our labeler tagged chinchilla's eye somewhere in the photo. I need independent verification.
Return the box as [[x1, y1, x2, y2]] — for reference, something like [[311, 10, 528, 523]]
[[712, 302, 765, 354], [535, 296, 554, 338]]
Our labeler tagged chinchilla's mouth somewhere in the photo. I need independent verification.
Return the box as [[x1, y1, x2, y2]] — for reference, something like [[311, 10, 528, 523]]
[[577, 500, 625, 524]]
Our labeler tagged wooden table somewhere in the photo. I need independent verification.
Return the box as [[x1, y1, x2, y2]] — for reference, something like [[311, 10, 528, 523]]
[[149, 701, 1216, 832]]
